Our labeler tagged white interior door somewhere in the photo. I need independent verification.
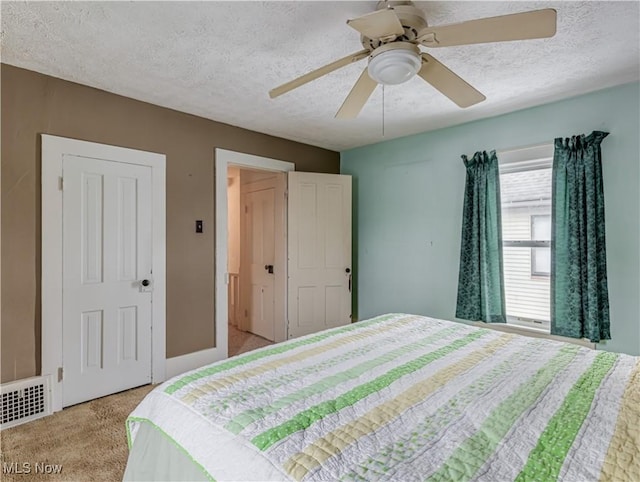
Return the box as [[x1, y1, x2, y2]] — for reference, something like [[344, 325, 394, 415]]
[[240, 175, 285, 341], [287, 172, 352, 338], [62, 154, 152, 406], [245, 188, 275, 340]]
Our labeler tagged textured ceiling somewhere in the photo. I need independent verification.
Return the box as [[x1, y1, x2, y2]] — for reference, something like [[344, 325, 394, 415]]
[[2, 1, 639, 151]]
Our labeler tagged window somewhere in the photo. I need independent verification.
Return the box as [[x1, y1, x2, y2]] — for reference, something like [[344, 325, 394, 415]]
[[531, 215, 551, 277], [499, 145, 553, 331]]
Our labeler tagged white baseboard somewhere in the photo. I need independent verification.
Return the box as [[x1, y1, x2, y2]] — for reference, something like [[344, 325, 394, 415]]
[[165, 347, 227, 379]]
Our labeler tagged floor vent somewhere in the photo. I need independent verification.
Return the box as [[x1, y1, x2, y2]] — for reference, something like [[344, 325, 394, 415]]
[[1, 376, 52, 429]]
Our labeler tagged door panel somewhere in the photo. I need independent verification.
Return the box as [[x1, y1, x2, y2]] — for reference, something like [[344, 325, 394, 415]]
[[288, 172, 352, 338], [324, 184, 346, 268], [82, 310, 103, 371], [296, 287, 316, 327], [63, 154, 152, 406], [81, 173, 103, 284], [297, 183, 317, 269], [117, 177, 138, 281], [118, 306, 138, 362]]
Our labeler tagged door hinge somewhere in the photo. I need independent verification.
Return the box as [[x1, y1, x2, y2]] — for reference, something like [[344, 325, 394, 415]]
[[58, 177, 64, 191], [58, 367, 63, 382], [244, 205, 248, 214]]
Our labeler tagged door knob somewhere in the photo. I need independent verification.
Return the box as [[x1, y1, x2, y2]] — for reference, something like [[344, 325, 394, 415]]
[[264, 265, 274, 274], [345, 268, 351, 273], [141, 279, 150, 287]]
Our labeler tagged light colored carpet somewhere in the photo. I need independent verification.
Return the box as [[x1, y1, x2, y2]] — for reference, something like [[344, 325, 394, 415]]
[[1, 384, 155, 481], [1, 329, 273, 481]]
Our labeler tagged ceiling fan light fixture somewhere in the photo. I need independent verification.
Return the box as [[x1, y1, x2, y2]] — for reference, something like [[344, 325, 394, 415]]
[[367, 46, 422, 85]]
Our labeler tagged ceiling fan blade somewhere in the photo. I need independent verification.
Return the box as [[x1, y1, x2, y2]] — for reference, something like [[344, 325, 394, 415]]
[[335, 68, 378, 119], [347, 9, 404, 39], [269, 49, 369, 99], [417, 9, 556, 48], [418, 54, 485, 108]]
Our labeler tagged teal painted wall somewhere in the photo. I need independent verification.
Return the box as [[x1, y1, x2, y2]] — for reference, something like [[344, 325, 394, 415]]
[[341, 82, 640, 356]]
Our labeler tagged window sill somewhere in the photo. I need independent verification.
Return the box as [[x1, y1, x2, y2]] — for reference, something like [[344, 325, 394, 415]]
[[472, 322, 596, 350]]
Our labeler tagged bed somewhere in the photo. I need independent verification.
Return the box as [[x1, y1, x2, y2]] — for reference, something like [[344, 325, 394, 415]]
[[125, 313, 639, 481]]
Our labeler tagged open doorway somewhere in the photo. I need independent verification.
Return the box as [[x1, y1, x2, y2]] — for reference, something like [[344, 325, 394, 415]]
[[215, 149, 295, 361], [226, 165, 287, 356], [215, 148, 352, 361]]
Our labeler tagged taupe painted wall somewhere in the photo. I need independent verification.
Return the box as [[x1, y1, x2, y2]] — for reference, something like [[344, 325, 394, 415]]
[[1, 64, 339, 383]]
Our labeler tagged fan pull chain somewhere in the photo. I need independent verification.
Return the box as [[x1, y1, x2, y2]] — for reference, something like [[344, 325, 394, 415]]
[[382, 84, 385, 137]]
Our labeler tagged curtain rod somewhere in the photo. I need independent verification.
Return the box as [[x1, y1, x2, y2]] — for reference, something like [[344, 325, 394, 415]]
[[496, 140, 554, 155]]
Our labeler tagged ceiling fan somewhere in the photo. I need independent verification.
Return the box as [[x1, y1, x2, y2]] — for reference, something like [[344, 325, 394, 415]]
[[269, 1, 557, 119]]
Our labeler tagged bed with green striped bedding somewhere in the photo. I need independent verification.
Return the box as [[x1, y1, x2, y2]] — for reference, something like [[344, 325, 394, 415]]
[[125, 313, 639, 481]]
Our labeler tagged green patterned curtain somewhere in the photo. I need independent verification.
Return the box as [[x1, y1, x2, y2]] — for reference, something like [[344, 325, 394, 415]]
[[456, 151, 506, 323], [551, 131, 610, 342]]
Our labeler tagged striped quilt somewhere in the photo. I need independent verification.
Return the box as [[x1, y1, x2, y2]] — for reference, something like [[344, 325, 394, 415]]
[[127, 313, 639, 481]]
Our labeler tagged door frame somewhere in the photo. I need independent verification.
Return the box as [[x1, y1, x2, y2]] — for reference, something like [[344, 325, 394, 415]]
[[214, 149, 294, 349], [42, 135, 166, 413]]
